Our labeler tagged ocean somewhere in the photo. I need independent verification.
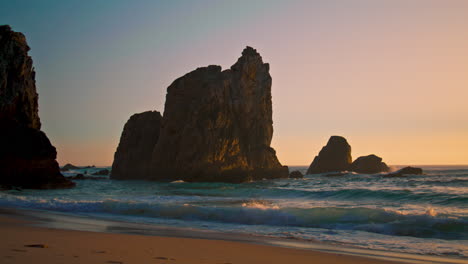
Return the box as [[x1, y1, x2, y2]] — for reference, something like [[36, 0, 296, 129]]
[[0, 165, 467, 259]]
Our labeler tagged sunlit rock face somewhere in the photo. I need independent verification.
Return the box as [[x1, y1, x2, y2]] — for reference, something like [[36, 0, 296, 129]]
[[351, 154, 390, 174], [111, 111, 162, 180], [306, 136, 352, 174], [0, 25, 74, 189], [147, 47, 288, 183]]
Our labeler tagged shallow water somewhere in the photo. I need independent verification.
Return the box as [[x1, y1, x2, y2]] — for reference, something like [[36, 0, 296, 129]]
[[1, 165, 467, 258]]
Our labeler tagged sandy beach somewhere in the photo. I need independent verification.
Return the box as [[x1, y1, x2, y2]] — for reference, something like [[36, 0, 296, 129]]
[[0, 211, 410, 264]]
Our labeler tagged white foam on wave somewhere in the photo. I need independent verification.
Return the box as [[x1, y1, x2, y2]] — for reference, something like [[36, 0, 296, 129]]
[[241, 200, 280, 210]]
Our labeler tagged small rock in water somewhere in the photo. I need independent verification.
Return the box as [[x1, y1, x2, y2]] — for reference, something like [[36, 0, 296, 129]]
[[289, 170, 303, 178], [383, 166, 423, 177]]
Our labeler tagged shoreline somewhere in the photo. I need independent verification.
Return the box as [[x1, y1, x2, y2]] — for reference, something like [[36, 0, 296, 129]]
[[1, 207, 465, 264]]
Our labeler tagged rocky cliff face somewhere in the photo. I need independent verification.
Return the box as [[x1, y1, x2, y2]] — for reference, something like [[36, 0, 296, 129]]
[[306, 136, 352, 174], [112, 47, 288, 182], [0, 25, 73, 189], [111, 111, 162, 180], [150, 47, 288, 182]]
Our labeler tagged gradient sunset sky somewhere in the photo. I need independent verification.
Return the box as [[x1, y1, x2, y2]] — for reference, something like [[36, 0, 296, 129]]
[[1, 0, 467, 166]]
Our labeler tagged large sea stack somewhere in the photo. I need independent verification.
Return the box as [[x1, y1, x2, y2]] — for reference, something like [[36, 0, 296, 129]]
[[111, 111, 162, 180], [112, 47, 288, 182], [306, 136, 352, 174], [0, 25, 74, 189]]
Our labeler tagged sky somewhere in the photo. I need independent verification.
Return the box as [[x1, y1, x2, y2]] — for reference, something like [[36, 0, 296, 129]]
[[1, 0, 467, 166]]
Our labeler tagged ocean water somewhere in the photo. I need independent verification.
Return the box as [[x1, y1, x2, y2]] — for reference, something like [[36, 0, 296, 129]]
[[0, 165, 467, 258]]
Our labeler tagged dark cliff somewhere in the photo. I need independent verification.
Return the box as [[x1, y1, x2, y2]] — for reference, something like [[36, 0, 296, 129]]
[[112, 47, 288, 182], [150, 47, 288, 182], [0, 25, 73, 189], [111, 111, 162, 180]]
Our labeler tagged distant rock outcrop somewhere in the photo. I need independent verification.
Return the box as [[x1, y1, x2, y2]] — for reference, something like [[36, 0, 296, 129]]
[[60, 163, 80, 171], [306, 136, 352, 174], [306, 136, 391, 175], [112, 47, 288, 182], [289, 170, 304, 178], [351, 154, 390, 174], [383, 166, 423, 177], [111, 111, 162, 180], [0, 25, 74, 189]]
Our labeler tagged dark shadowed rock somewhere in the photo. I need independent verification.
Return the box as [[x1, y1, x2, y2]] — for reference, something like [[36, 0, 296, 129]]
[[68, 174, 103, 180], [351, 154, 390, 174], [0, 25, 74, 189], [92, 169, 109, 175], [306, 136, 352, 174], [289, 170, 304, 179], [111, 111, 162, 180], [60, 163, 80, 171], [383, 166, 423, 177], [148, 47, 288, 183]]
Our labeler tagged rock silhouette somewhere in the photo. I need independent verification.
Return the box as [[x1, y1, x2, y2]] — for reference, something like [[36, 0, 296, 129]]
[[60, 163, 80, 171], [383, 166, 423, 177], [289, 170, 304, 178], [111, 111, 162, 180], [307, 136, 390, 175], [306, 136, 352, 174], [112, 47, 288, 182], [0, 25, 74, 189], [351, 154, 389, 174]]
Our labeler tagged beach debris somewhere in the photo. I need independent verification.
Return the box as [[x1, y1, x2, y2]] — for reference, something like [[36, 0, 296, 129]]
[[106, 261, 123, 264], [154, 257, 168, 260], [24, 244, 48, 248], [93, 250, 107, 254]]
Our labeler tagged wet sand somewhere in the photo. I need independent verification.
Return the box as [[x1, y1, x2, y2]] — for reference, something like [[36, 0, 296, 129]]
[[0, 209, 464, 264]]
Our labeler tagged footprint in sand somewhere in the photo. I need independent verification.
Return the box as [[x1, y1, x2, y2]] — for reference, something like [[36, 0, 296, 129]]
[[24, 244, 48, 248], [11, 249, 27, 252], [154, 256, 176, 261]]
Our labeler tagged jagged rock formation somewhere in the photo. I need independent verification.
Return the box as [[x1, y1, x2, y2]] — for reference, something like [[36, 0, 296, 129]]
[[111, 111, 162, 180], [351, 154, 389, 174], [306, 136, 352, 174], [0, 25, 74, 189], [112, 47, 288, 182], [383, 166, 422, 177], [149, 47, 288, 183]]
